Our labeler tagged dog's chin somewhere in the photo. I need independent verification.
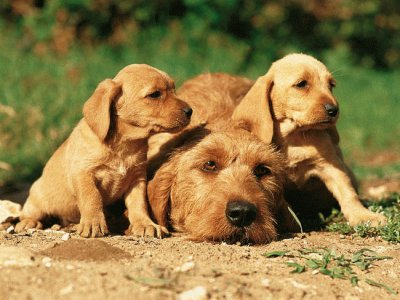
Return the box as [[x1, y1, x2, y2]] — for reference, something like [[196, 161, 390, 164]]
[[191, 225, 276, 245], [152, 120, 190, 134], [297, 119, 337, 131]]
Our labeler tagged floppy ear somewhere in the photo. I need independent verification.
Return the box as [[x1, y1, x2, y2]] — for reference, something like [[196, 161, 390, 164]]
[[83, 79, 122, 141], [232, 73, 274, 143], [147, 158, 178, 228]]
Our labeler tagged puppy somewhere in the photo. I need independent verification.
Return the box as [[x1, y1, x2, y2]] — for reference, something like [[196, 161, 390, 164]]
[[147, 75, 297, 244], [231, 53, 386, 226], [15, 64, 192, 237]]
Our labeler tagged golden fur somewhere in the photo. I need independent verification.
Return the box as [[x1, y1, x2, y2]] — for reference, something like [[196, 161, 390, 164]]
[[15, 64, 192, 237], [178, 54, 385, 226], [147, 75, 297, 244]]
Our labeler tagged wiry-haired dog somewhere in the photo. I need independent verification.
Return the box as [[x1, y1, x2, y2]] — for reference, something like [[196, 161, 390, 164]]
[[147, 76, 297, 244]]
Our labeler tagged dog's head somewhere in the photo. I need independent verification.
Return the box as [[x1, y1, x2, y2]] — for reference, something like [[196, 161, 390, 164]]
[[232, 53, 339, 143], [82, 64, 192, 141], [147, 126, 286, 244]]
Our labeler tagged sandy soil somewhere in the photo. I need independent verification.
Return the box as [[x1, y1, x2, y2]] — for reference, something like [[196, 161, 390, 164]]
[[0, 227, 399, 300]]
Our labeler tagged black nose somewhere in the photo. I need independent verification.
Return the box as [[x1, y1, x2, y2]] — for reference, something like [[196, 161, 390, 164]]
[[324, 104, 338, 117], [226, 200, 257, 227], [183, 107, 193, 118]]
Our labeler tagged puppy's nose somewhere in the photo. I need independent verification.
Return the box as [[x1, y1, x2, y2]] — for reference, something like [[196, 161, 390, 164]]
[[226, 200, 257, 227], [183, 107, 193, 118], [324, 104, 338, 117]]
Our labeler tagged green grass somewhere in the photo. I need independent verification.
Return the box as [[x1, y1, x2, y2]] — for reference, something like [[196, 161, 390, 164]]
[[0, 27, 399, 187], [322, 193, 400, 243], [263, 247, 397, 295]]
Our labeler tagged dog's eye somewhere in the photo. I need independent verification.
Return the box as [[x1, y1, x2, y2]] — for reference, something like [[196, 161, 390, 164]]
[[202, 161, 218, 172], [253, 164, 271, 178], [147, 91, 162, 99], [329, 80, 336, 91], [295, 80, 308, 88]]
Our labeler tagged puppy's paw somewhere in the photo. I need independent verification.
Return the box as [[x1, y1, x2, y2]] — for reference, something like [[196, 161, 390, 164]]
[[15, 218, 43, 233], [77, 214, 109, 238], [348, 210, 387, 227], [127, 221, 169, 238]]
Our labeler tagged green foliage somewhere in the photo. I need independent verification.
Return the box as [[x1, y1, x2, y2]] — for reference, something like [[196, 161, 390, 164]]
[[263, 247, 397, 294], [324, 194, 400, 243], [0, 0, 399, 68]]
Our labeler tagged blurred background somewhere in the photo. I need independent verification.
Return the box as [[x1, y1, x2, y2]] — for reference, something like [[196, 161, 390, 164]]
[[0, 0, 399, 192]]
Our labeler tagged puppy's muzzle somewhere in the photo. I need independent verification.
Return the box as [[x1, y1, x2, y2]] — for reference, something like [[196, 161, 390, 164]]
[[324, 103, 338, 118], [225, 200, 257, 227]]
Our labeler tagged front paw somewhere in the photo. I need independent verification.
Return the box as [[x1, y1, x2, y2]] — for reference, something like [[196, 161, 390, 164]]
[[127, 221, 169, 238], [77, 214, 109, 238], [348, 210, 387, 227], [15, 218, 43, 233]]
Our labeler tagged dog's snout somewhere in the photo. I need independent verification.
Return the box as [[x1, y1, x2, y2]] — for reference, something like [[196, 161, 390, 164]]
[[324, 103, 338, 117], [226, 200, 257, 227], [183, 107, 193, 118]]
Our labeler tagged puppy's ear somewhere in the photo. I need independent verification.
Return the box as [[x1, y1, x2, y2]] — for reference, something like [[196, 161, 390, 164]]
[[232, 73, 274, 143], [83, 79, 122, 141], [147, 158, 177, 227]]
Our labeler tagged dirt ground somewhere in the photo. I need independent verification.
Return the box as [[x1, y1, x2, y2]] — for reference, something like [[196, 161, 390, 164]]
[[0, 176, 399, 300], [0, 229, 399, 300]]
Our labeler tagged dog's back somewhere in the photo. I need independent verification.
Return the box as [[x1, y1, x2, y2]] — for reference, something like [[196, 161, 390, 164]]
[[178, 73, 253, 126]]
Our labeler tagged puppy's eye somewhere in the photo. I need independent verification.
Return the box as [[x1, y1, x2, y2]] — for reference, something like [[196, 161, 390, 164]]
[[147, 91, 162, 99], [202, 161, 218, 172], [295, 80, 308, 88], [329, 80, 336, 91], [253, 164, 271, 179]]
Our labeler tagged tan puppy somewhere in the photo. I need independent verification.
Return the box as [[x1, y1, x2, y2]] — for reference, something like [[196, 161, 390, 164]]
[[232, 53, 386, 226], [15, 64, 192, 237]]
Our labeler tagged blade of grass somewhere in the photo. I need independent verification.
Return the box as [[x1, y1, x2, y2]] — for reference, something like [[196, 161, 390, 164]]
[[288, 206, 303, 233], [365, 279, 398, 295]]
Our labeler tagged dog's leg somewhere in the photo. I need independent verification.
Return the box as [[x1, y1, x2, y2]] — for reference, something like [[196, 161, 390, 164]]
[[316, 160, 386, 226], [15, 180, 46, 232], [125, 178, 169, 238], [15, 198, 44, 232], [75, 174, 108, 238]]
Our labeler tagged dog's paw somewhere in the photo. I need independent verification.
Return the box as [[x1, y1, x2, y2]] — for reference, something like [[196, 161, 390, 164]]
[[347, 210, 387, 227], [15, 218, 43, 233], [127, 221, 169, 238], [77, 215, 109, 238]]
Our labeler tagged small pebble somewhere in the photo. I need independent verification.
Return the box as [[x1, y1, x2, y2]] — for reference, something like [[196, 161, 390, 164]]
[[59, 284, 73, 296], [27, 228, 36, 234], [178, 286, 207, 300], [261, 278, 270, 287], [175, 261, 195, 272], [42, 257, 52, 268], [6, 226, 14, 234], [61, 233, 70, 241]]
